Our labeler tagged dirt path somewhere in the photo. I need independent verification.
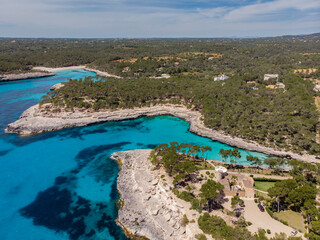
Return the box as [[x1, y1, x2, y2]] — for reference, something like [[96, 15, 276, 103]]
[[229, 172, 292, 180], [224, 198, 304, 238], [255, 189, 268, 194]]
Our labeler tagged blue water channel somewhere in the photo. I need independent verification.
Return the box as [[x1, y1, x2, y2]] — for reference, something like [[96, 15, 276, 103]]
[[0, 69, 268, 240]]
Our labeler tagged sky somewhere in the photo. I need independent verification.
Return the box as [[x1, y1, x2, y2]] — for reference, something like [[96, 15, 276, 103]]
[[0, 0, 319, 38]]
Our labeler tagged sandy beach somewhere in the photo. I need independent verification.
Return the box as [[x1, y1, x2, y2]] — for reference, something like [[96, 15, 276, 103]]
[[33, 66, 121, 78], [33, 66, 87, 72]]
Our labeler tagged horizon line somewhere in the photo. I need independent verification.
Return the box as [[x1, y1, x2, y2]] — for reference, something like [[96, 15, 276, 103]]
[[0, 32, 319, 40]]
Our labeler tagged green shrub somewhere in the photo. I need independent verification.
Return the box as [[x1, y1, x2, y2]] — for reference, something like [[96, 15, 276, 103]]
[[181, 214, 189, 227], [198, 213, 253, 239], [191, 198, 201, 211], [266, 207, 273, 217], [247, 221, 252, 226], [253, 177, 281, 182], [237, 216, 247, 228], [267, 229, 271, 234], [195, 234, 207, 240], [172, 188, 179, 196], [178, 191, 195, 202]]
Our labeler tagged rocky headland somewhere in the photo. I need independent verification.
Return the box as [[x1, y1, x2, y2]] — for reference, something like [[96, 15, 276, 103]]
[[5, 103, 320, 163], [111, 149, 190, 240], [0, 71, 55, 82], [50, 82, 65, 90]]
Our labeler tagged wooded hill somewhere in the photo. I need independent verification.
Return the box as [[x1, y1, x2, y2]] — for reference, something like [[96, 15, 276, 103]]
[[3, 34, 320, 154], [42, 72, 319, 155], [0, 33, 319, 79]]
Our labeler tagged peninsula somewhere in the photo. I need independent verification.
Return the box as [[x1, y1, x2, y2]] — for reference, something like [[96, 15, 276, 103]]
[[0, 71, 55, 82], [112, 145, 311, 239], [112, 149, 191, 240], [5, 103, 320, 164]]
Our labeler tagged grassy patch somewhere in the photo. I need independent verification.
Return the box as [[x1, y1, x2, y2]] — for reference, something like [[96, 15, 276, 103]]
[[255, 190, 271, 200], [273, 210, 304, 232], [254, 181, 275, 192]]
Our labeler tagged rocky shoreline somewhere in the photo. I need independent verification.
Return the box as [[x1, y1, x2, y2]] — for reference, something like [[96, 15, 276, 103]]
[[5, 103, 320, 163], [0, 71, 55, 82], [111, 149, 190, 240]]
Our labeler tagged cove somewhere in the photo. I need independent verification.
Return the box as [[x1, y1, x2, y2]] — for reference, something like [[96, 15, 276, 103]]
[[0, 70, 268, 240]]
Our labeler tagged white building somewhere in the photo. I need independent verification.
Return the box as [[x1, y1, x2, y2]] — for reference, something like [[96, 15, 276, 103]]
[[214, 74, 229, 81], [264, 74, 279, 81], [276, 82, 285, 88], [313, 85, 320, 92]]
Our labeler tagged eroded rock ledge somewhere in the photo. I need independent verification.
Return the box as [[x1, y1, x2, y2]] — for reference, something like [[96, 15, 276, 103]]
[[0, 72, 55, 82], [5, 103, 319, 163], [111, 149, 188, 240]]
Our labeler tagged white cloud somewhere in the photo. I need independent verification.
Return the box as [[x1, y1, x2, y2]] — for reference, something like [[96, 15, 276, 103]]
[[224, 0, 320, 21], [0, 0, 319, 37], [197, 7, 231, 18]]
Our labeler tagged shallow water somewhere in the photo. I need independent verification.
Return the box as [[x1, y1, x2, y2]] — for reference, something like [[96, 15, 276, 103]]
[[0, 70, 268, 240]]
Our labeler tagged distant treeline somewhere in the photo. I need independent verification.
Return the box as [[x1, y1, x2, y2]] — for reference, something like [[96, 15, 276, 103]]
[[0, 34, 319, 78]]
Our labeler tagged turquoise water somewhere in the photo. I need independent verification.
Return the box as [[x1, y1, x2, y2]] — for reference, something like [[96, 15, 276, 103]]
[[0, 70, 268, 240]]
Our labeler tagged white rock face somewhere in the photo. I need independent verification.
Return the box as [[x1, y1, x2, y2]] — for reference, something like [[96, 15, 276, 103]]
[[50, 83, 65, 90], [112, 150, 188, 240], [5, 104, 319, 163]]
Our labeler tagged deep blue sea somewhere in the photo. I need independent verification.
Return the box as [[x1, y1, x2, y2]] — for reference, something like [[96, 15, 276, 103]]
[[0, 69, 268, 240]]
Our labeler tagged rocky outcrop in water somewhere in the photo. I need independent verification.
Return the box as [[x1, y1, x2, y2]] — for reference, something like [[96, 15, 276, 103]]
[[0, 72, 55, 82], [111, 149, 189, 240], [5, 103, 320, 163], [50, 83, 65, 90]]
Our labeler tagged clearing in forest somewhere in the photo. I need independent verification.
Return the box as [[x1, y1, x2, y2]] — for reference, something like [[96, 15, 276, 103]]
[[294, 68, 317, 74]]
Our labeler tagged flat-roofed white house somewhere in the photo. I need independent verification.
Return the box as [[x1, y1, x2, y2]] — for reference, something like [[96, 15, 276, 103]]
[[264, 74, 279, 81], [313, 85, 320, 92], [276, 82, 285, 88], [214, 74, 229, 81]]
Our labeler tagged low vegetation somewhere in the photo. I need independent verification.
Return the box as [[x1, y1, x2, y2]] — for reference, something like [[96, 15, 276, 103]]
[[265, 160, 320, 239], [198, 213, 303, 240], [254, 181, 276, 192], [150, 142, 224, 212], [150, 143, 314, 239], [273, 210, 304, 232]]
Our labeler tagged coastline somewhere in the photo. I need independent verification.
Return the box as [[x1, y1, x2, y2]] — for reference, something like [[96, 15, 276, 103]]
[[5, 103, 320, 164], [111, 149, 195, 240], [0, 71, 55, 82], [33, 66, 121, 79]]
